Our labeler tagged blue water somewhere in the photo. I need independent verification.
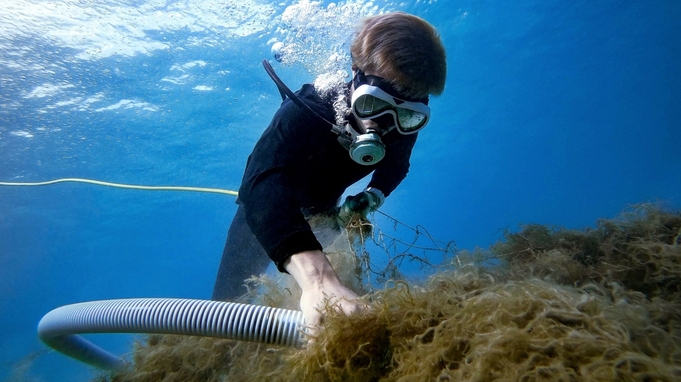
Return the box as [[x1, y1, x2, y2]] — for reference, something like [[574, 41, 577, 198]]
[[0, 0, 679, 381]]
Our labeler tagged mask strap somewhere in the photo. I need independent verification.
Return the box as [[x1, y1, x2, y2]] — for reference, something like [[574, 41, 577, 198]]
[[353, 69, 429, 104]]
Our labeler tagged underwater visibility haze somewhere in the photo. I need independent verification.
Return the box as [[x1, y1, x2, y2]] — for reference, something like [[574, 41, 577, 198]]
[[0, 0, 680, 381]]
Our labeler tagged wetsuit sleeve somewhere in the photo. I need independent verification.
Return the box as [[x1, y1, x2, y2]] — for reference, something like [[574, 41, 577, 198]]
[[366, 132, 418, 197], [238, 88, 331, 272]]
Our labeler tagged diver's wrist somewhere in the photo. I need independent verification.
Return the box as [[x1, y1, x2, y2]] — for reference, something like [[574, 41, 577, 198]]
[[364, 187, 385, 209], [284, 250, 339, 290]]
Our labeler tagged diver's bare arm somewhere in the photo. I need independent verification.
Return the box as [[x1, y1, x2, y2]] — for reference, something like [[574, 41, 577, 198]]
[[284, 250, 360, 330]]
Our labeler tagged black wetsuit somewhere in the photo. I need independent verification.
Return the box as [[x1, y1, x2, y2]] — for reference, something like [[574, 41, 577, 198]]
[[212, 83, 417, 300]]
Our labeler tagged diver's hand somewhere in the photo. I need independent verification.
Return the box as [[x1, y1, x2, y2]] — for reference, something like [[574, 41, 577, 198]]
[[284, 250, 360, 334], [338, 187, 385, 224]]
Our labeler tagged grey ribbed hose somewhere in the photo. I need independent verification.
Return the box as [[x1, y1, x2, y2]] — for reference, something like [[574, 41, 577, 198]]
[[38, 298, 306, 371]]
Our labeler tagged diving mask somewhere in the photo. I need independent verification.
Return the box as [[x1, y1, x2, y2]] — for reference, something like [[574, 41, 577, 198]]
[[351, 71, 431, 134]]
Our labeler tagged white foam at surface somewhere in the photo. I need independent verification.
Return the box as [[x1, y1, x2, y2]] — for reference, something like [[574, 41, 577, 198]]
[[95, 99, 159, 112], [83, 93, 106, 106], [0, 0, 276, 61], [40, 92, 106, 112], [1, 0, 399, 118], [170, 61, 208, 71], [23, 84, 75, 99], [10, 131, 34, 138], [183, 61, 207, 69], [53, 97, 83, 108], [161, 74, 191, 85]]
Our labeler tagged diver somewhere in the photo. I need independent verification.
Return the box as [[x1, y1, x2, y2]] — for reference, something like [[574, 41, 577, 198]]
[[212, 12, 447, 331]]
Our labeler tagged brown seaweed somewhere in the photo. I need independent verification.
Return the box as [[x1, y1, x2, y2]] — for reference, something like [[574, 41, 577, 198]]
[[97, 205, 681, 381]]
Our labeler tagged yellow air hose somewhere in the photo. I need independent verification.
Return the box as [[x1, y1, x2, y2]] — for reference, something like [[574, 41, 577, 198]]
[[0, 178, 238, 196]]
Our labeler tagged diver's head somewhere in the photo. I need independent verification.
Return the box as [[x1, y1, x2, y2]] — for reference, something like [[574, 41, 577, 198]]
[[350, 12, 447, 101], [349, 12, 446, 136]]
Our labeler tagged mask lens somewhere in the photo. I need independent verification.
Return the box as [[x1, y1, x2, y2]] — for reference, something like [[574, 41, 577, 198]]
[[371, 114, 396, 129], [354, 94, 391, 118], [396, 108, 428, 131]]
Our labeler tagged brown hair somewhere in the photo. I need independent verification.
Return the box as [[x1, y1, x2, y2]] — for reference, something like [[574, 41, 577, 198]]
[[350, 12, 447, 99]]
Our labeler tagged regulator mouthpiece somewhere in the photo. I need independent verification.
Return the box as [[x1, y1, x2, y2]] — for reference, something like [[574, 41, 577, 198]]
[[349, 132, 386, 165]]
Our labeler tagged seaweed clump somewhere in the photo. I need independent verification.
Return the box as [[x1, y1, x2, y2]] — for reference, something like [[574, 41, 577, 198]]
[[492, 205, 681, 301], [97, 205, 681, 381]]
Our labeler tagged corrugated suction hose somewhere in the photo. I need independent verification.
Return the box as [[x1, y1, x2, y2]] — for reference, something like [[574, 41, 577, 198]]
[[38, 298, 305, 371]]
